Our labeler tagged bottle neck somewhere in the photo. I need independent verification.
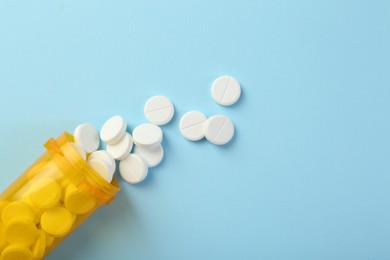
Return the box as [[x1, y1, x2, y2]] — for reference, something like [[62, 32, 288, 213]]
[[44, 132, 120, 205]]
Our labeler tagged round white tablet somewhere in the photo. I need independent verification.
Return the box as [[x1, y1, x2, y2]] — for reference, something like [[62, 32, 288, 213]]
[[87, 158, 113, 183], [119, 154, 148, 184], [134, 144, 164, 168], [204, 115, 235, 145], [179, 111, 207, 141], [106, 133, 133, 160], [100, 116, 127, 145], [144, 96, 175, 125], [132, 124, 163, 148], [211, 76, 241, 106], [73, 124, 100, 153], [88, 150, 116, 176]]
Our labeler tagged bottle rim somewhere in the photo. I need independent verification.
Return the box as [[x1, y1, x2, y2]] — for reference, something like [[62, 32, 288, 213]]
[[44, 132, 120, 205]]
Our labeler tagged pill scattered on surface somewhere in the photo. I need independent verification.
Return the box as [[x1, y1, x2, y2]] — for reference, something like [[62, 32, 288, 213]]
[[134, 144, 164, 168], [132, 124, 163, 149], [106, 132, 133, 160], [204, 115, 235, 145], [179, 111, 207, 141], [73, 124, 100, 153], [88, 150, 116, 176], [144, 96, 175, 125], [119, 154, 148, 184], [211, 76, 241, 106], [100, 115, 127, 145], [87, 158, 113, 183]]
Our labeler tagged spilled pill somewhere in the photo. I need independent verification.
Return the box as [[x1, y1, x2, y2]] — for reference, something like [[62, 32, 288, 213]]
[[106, 132, 133, 160], [204, 115, 235, 145], [119, 154, 148, 184], [100, 116, 127, 145], [87, 158, 113, 183], [134, 144, 164, 168], [144, 96, 174, 125], [211, 76, 241, 106], [74, 124, 100, 153], [88, 150, 116, 176], [179, 111, 207, 141], [132, 124, 163, 149]]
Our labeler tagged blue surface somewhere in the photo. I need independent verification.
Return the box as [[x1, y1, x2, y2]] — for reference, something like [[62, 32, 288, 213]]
[[0, 1, 389, 259]]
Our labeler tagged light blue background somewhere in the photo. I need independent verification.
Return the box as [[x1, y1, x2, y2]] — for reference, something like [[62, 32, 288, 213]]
[[0, 1, 389, 259]]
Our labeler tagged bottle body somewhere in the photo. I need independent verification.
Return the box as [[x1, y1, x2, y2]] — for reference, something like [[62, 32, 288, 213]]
[[0, 132, 120, 259]]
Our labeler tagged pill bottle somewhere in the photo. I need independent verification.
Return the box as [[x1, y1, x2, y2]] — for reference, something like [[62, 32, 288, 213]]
[[0, 132, 120, 260]]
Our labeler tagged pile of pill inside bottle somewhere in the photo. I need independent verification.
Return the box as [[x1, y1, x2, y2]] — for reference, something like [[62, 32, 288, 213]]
[[0, 75, 241, 260]]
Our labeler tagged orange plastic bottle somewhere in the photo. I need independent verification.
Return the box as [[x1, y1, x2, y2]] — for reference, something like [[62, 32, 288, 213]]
[[0, 132, 120, 260]]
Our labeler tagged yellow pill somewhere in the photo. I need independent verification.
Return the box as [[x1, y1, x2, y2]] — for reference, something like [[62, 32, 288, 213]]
[[4, 218, 38, 246], [59, 179, 71, 202], [45, 233, 54, 248], [0, 223, 6, 250], [1, 201, 34, 224], [21, 199, 42, 225], [0, 245, 33, 260], [64, 185, 96, 214], [32, 230, 46, 260], [28, 178, 61, 209], [40, 206, 74, 237], [0, 201, 9, 217]]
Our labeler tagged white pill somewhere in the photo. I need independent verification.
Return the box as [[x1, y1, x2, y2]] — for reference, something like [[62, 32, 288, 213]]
[[134, 144, 164, 168], [119, 154, 148, 184], [144, 96, 175, 125], [74, 124, 100, 153], [204, 115, 235, 145], [106, 133, 133, 160], [100, 116, 127, 144], [89, 150, 116, 176], [179, 111, 207, 141], [211, 76, 241, 106], [61, 142, 87, 161], [87, 158, 113, 183], [132, 123, 163, 148]]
